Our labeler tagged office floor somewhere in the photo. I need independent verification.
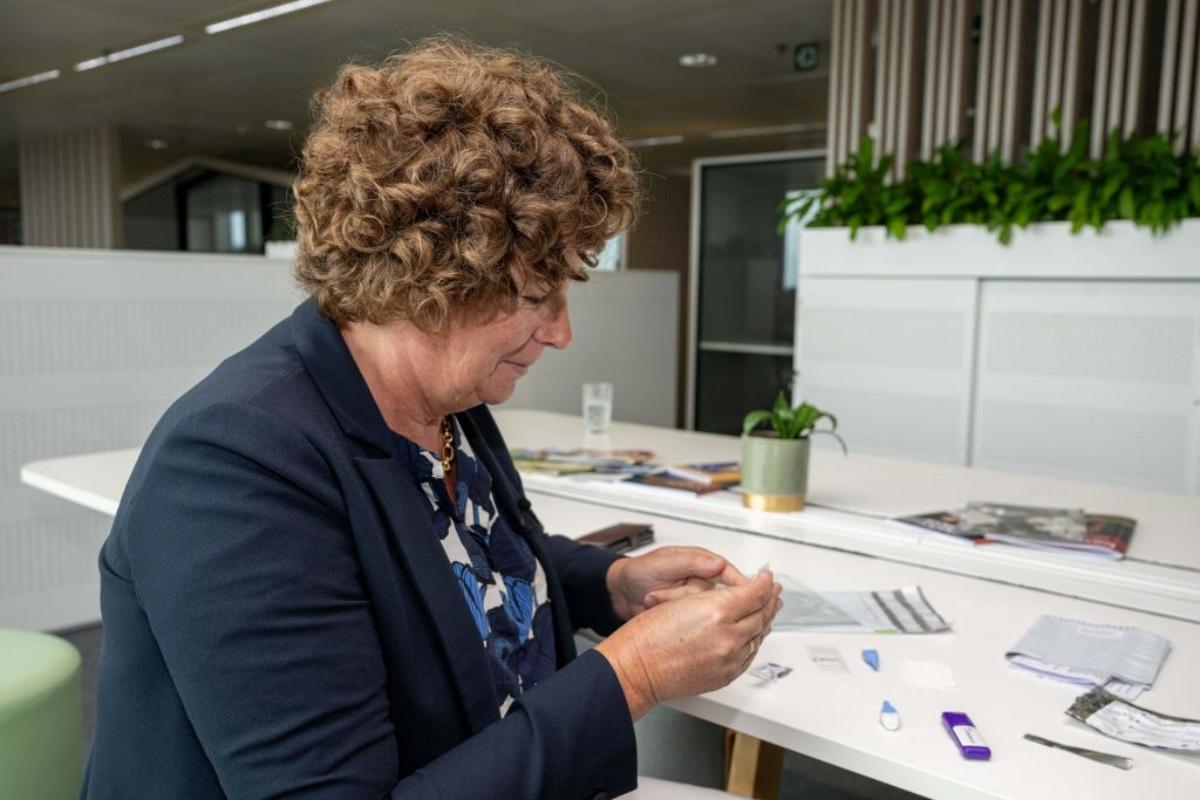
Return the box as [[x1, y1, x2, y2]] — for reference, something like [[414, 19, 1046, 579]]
[[60, 624, 925, 800]]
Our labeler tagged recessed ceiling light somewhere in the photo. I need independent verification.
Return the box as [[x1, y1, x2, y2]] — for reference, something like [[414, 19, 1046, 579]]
[[144, 138, 169, 150], [206, 0, 334, 35], [622, 135, 686, 148], [265, 119, 294, 131], [0, 69, 61, 94], [74, 35, 185, 72], [679, 53, 719, 68]]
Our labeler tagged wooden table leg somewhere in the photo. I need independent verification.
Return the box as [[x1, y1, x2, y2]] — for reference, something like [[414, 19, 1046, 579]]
[[724, 729, 783, 799]]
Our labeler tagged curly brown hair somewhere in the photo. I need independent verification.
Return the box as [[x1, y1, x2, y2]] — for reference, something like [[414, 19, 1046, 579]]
[[292, 38, 639, 330]]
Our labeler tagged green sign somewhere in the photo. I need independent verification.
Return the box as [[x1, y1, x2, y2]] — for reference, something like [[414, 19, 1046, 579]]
[[794, 43, 819, 72]]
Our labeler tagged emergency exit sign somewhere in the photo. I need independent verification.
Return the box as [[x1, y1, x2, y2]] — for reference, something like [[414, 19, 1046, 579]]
[[794, 43, 819, 71]]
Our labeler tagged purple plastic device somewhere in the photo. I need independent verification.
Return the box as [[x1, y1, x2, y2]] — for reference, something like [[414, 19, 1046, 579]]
[[941, 712, 992, 760]]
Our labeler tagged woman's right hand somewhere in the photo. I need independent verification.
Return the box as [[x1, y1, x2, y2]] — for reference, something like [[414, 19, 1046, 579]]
[[595, 569, 782, 720]]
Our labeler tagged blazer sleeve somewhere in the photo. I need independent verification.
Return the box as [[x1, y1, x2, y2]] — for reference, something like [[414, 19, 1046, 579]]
[[122, 401, 636, 800], [542, 534, 627, 636]]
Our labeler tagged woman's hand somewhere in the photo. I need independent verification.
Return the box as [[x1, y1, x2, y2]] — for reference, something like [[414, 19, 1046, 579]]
[[595, 569, 783, 721], [605, 546, 750, 621]]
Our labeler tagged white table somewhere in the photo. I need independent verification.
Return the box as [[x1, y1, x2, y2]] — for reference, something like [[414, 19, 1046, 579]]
[[535, 493, 1200, 800], [491, 410, 1200, 623], [19, 411, 1200, 799]]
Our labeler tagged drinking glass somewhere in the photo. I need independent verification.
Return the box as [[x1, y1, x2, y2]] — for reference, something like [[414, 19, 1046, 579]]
[[582, 381, 613, 434]]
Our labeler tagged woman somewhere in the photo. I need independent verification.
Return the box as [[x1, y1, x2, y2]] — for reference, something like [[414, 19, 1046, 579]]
[[83, 39, 781, 799]]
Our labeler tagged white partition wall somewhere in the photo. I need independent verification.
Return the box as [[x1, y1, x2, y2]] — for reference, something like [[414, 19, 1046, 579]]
[[795, 277, 977, 464], [499, 270, 679, 428], [0, 246, 301, 631], [1, 247, 680, 630]]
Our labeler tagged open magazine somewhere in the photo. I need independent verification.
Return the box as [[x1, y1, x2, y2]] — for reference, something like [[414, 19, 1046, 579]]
[[897, 502, 1136, 559]]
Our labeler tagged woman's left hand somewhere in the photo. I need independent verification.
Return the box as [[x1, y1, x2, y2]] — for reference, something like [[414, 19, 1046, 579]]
[[606, 546, 750, 621]]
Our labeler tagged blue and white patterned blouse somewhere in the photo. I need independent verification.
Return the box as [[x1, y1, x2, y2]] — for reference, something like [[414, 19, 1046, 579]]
[[395, 419, 556, 716]]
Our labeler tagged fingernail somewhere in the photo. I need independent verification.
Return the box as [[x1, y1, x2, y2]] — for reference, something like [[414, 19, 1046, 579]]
[[706, 557, 722, 569]]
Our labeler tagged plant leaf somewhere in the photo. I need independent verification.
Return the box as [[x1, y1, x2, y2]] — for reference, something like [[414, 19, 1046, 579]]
[[741, 410, 774, 436]]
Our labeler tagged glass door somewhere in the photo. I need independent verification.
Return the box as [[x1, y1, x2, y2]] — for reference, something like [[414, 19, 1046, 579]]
[[688, 151, 825, 434]]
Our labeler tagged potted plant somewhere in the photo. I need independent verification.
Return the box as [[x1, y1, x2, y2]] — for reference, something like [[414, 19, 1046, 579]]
[[740, 392, 846, 512]]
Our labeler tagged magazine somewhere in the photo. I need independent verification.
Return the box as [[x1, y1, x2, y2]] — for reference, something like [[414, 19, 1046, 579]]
[[508, 447, 656, 477], [664, 461, 741, 486], [623, 472, 729, 496], [897, 502, 1136, 559]]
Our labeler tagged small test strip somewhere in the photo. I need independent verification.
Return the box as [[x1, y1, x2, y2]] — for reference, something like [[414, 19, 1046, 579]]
[[942, 712, 991, 760], [807, 645, 849, 673]]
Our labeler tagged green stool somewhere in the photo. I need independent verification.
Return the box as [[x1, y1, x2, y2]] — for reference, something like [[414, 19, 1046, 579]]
[[0, 629, 83, 800]]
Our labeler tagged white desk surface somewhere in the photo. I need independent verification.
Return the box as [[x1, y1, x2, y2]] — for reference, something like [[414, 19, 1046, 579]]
[[18, 414, 1200, 799], [491, 410, 1200, 623], [20, 447, 137, 518], [541, 492, 1200, 800]]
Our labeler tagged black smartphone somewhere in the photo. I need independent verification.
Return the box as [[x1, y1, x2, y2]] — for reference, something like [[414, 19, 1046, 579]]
[[577, 522, 654, 553]]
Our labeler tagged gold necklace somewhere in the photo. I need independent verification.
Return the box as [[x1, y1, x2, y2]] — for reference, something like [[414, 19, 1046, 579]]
[[440, 416, 455, 476]]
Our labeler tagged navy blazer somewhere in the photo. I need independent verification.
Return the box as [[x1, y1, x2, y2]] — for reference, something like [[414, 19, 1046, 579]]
[[82, 298, 638, 799]]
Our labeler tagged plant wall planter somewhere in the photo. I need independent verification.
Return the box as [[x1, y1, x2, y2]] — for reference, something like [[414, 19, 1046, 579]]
[[793, 219, 1200, 494], [800, 219, 1200, 280]]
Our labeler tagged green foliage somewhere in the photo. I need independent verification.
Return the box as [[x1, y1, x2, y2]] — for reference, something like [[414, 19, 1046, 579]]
[[742, 392, 847, 454], [781, 119, 1200, 245]]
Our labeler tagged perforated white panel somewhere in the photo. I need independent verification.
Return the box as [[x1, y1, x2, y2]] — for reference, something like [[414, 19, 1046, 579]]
[[0, 298, 296, 375], [986, 312, 1195, 384], [1, 246, 302, 630], [795, 278, 978, 464], [802, 307, 966, 370], [973, 281, 1200, 492], [0, 513, 109, 600], [803, 386, 964, 462], [976, 400, 1189, 488]]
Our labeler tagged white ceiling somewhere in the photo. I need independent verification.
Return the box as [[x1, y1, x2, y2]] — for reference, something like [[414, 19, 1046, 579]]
[[0, 0, 832, 192]]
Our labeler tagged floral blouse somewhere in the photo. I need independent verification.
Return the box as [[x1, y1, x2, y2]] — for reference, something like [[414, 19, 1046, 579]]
[[395, 419, 556, 716]]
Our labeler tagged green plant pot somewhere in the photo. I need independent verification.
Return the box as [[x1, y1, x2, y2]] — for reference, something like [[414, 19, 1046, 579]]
[[740, 433, 810, 512]]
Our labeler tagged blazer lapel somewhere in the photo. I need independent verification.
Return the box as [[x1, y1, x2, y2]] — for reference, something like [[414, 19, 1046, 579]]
[[355, 455, 500, 734], [289, 298, 499, 734], [458, 407, 578, 668]]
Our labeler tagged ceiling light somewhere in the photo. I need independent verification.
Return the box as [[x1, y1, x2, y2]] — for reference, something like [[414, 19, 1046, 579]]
[[145, 139, 169, 150], [206, 0, 334, 35], [679, 53, 719, 68], [709, 122, 825, 139], [74, 35, 185, 72], [264, 119, 294, 131], [0, 69, 61, 94], [622, 135, 686, 148]]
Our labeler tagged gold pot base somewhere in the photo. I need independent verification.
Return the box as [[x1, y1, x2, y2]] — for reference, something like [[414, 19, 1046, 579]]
[[742, 493, 806, 512]]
